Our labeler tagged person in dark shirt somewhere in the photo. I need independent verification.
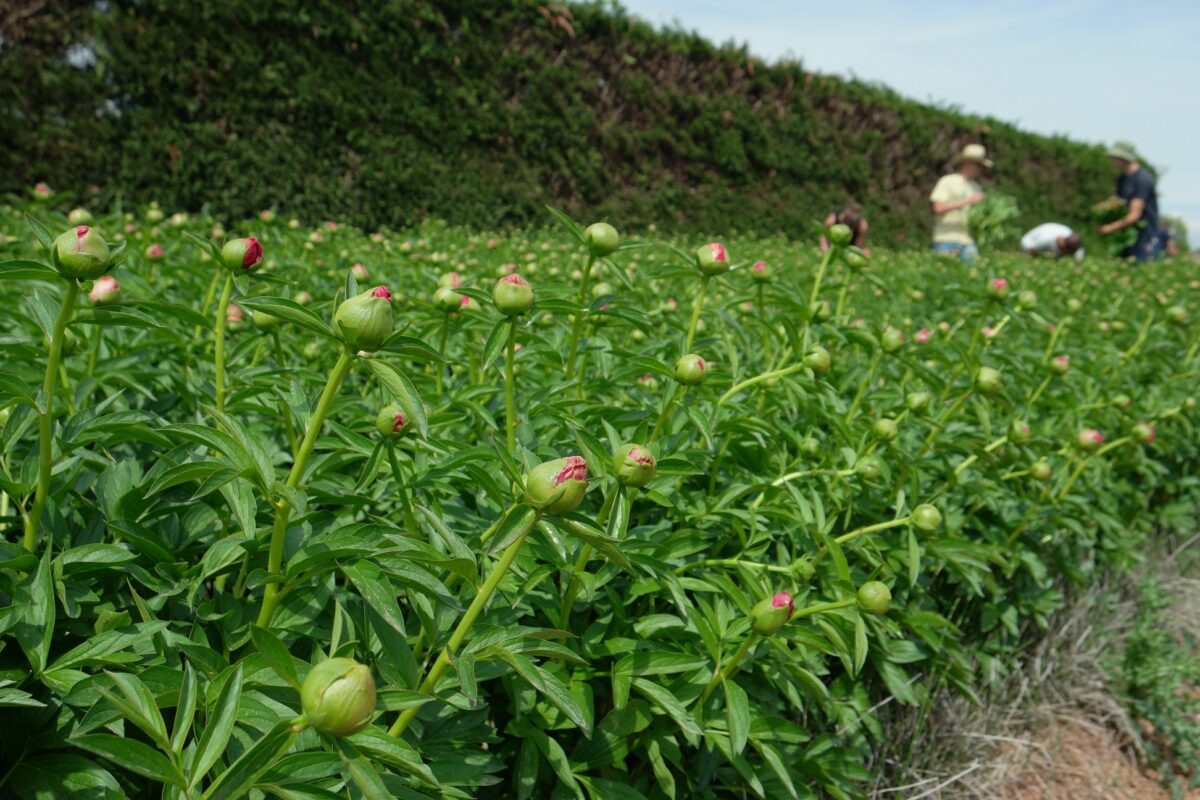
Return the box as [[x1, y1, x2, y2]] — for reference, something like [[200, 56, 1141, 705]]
[[1098, 141, 1159, 261], [819, 202, 870, 255]]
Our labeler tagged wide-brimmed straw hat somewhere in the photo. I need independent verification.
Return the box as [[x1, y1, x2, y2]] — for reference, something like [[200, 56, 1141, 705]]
[[952, 143, 993, 168], [1106, 141, 1138, 162]]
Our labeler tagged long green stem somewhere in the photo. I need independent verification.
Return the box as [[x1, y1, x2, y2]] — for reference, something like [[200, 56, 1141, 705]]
[[719, 363, 806, 406], [701, 633, 759, 703], [1025, 374, 1053, 408], [87, 327, 102, 378], [649, 384, 686, 444], [808, 247, 835, 310], [389, 510, 541, 737], [918, 390, 973, 457], [684, 276, 711, 352], [833, 516, 909, 546], [436, 316, 449, 397], [25, 280, 79, 552], [504, 317, 518, 455], [558, 488, 621, 626], [213, 273, 234, 414], [565, 255, 597, 380], [844, 353, 880, 423], [255, 349, 354, 628], [387, 444, 420, 536]]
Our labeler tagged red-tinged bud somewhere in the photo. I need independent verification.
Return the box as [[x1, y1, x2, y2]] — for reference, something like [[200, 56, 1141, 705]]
[[638, 373, 659, 392], [145, 243, 164, 259], [1166, 306, 1188, 326], [1009, 418, 1032, 443], [68, 208, 93, 226], [493, 273, 534, 316], [906, 391, 931, 414], [351, 263, 369, 281], [1132, 422, 1155, 444], [750, 260, 770, 282], [1076, 428, 1104, 452], [225, 303, 246, 332], [300, 658, 376, 737], [584, 223, 620, 257], [293, 290, 313, 306], [828, 223, 853, 247], [987, 277, 1009, 300], [260, 208, 275, 221], [433, 285, 463, 313], [857, 582, 892, 615], [438, 271, 463, 289], [975, 367, 1002, 395], [1030, 460, 1052, 481], [915, 328, 931, 344], [1050, 355, 1069, 375], [613, 444, 656, 488], [88, 275, 120, 306], [696, 242, 730, 276], [33, 182, 52, 199], [524, 456, 589, 516], [803, 345, 831, 374], [675, 354, 708, 385], [881, 326, 905, 353], [1017, 290, 1038, 309], [221, 237, 263, 273], [375, 404, 411, 439], [334, 286, 393, 352], [750, 591, 795, 635], [54, 225, 111, 280], [1112, 394, 1132, 410], [872, 418, 899, 441], [911, 504, 942, 532]]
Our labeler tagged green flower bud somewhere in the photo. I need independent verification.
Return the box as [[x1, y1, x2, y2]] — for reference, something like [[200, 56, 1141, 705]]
[[1017, 290, 1038, 310], [750, 260, 770, 282], [910, 504, 942, 532], [1111, 394, 1132, 410], [1076, 428, 1104, 452], [810, 299, 832, 321], [300, 658, 376, 737], [857, 582, 892, 615], [856, 456, 882, 481], [375, 404, 411, 439], [828, 223, 853, 247], [584, 223, 619, 257], [1030, 460, 1052, 481], [334, 286, 393, 352], [253, 309, 281, 331], [1049, 355, 1069, 375], [145, 206, 164, 224], [220, 237, 263, 273], [68, 208, 94, 226], [1066, 298, 1082, 314], [54, 225, 111, 280], [696, 242, 730, 276], [881, 326, 905, 353], [438, 271, 463, 289], [750, 591, 795, 635], [906, 391, 931, 414], [613, 444, 656, 488], [523, 456, 589, 516], [803, 345, 831, 374], [975, 367, 1002, 395], [840, 247, 868, 270], [799, 436, 821, 456], [675, 354, 708, 385], [872, 418, 899, 441], [493, 274, 534, 316], [1166, 305, 1188, 326], [1131, 422, 1156, 444], [433, 285, 464, 313], [1009, 418, 1032, 443]]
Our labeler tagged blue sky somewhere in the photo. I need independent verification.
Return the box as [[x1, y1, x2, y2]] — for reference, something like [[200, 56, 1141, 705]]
[[619, 0, 1200, 241]]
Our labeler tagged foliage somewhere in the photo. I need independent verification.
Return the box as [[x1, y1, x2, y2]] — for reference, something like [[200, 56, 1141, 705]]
[[969, 191, 1021, 250], [0, 0, 1115, 244], [1, 194, 1199, 798]]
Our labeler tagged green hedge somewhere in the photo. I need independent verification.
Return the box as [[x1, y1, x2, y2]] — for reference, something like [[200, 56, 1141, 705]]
[[0, 0, 1112, 243]]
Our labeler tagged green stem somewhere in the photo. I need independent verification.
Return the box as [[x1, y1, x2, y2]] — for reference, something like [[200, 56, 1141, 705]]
[[504, 317, 518, 455], [718, 363, 805, 406], [649, 384, 686, 444], [558, 487, 621, 626], [213, 273, 234, 415], [436, 316, 449, 397], [87, 326, 102, 378], [25, 280, 79, 552], [565, 255, 597, 380], [387, 444, 420, 536], [833, 516, 909, 546], [684, 276, 711, 352], [255, 349, 355, 628], [808, 247, 835, 310], [844, 353, 881, 423], [834, 280, 850, 320], [389, 510, 541, 737], [701, 633, 759, 703], [918, 390, 973, 457]]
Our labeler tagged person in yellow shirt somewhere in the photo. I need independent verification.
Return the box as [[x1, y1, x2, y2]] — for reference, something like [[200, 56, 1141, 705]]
[[930, 143, 991, 262]]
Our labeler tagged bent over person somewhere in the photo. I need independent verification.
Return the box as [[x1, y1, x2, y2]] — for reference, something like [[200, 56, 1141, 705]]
[[930, 144, 991, 262], [819, 203, 869, 254], [1020, 223, 1084, 260]]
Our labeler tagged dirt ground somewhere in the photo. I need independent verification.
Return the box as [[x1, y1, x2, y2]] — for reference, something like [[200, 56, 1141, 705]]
[[994, 714, 1200, 800]]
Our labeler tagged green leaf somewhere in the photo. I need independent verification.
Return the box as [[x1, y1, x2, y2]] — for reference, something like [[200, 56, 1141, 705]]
[[202, 719, 297, 800], [0, 259, 60, 282], [9, 754, 121, 800], [723, 678, 750, 756], [71, 734, 185, 788], [550, 516, 632, 571], [544, 205, 585, 243], [366, 359, 428, 438], [238, 296, 338, 339], [171, 663, 199, 754], [190, 663, 244, 789], [250, 627, 302, 690], [99, 671, 172, 751], [25, 214, 54, 250], [16, 548, 55, 675], [631, 678, 701, 737], [853, 613, 869, 677], [334, 739, 390, 800]]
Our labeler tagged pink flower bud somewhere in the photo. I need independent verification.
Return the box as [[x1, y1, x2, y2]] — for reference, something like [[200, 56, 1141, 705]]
[[145, 243, 164, 258], [351, 263, 369, 281], [750, 260, 770, 282], [1051, 355, 1069, 375], [983, 326, 997, 339], [34, 182, 52, 199], [696, 242, 730, 275], [987, 278, 1009, 299], [1076, 428, 1104, 451], [89, 275, 120, 306], [1132, 422, 1156, 444], [371, 285, 392, 301], [915, 328, 931, 344], [221, 237, 263, 272], [750, 591, 795, 635], [226, 303, 246, 331]]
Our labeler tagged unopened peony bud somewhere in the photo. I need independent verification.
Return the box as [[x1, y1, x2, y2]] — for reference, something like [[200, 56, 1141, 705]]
[[1131, 422, 1156, 444], [54, 225, 111, 280], [675, 354, 708, 385], [221, 237, 263, 273], [915, 328, 931, 344], [438, 271, 463, 289], [1017, 290, 1038, 309], [872, 418, 899, 441], [1008, 418, 1032, 443], [975, 367, 1002, 395], [750, 260, 770, 282], [856, 456, 882, 480], [841, 247, 868, 270], [293, 290, 313, 306], [350, 263, 369, 281], [1066, 298, 1082, 314], [68, 208, 94, 226], [1166, 306, 1188, 326], [524, 456, 589, 516], [433, 285, 463, 313], [88, 275, 120, 306], [584, 223, 619, 257], [1049, 355, 1069, 375], [334, 286, 393, 352], [225, 303, 246, 332], [857, 582, 892, 615], [986, 277, 1009, 300], [493, 273, 534, 316], [696, 242, 730, 276], [253, 309, 281, 331], [910, 504, 942, 532], [881, 327, 905, 353], [804, 345, 831, 374], [613, 444, 656, 488], [800, 436, 821, 456], [828, 223, 853, 247], [300, 658, 376, 737], [33, 182, 52, 200], [810, 299, 832, 321], [1111, 394, 1132, 410], [750, 591, 795, 635], [906, 391, 931, 414], [375, 404, 411, 439], [1030, 460, 1052, 481], [1076, 428, 1104, 452]]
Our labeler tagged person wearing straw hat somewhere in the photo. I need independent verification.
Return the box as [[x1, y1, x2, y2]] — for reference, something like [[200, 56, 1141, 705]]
[[1098, 141, 1159, 262], [929, 143, 991, 262]]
